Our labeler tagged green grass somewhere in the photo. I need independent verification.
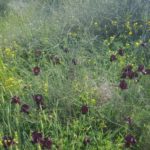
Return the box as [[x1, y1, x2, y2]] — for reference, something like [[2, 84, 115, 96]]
[[0, 0, 150, 149]]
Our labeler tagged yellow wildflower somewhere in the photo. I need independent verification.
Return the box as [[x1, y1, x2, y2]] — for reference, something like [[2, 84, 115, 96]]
[[44, 83, 48, 93], [90, 98, 96, 105], [5, 48, 15, 58], [147, 21, 150, 26], [68, 32, 77, 37], [134, 40, 142, 47], [94, 22, 98, 27], [111, 20, 117, 25], [5, 77, 17, 87], [135, 42, 140, 47], [4, 77, 22, 89], [128, 31, 133, 35], [133, 22, 138, 27]]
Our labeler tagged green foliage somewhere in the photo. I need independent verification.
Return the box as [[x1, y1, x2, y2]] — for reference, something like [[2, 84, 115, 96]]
[[0, 0, 10, 16]]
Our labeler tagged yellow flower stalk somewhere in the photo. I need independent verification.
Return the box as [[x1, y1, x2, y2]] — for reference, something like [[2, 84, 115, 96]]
[[44, 83, 48, 93], [126, 21, 131, 30]]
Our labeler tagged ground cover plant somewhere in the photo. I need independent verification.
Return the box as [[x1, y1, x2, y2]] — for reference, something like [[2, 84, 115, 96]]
[[0, 0, 150, 149]]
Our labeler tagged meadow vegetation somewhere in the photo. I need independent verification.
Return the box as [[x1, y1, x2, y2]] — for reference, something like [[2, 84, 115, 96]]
[[0, 0, 150, 149]]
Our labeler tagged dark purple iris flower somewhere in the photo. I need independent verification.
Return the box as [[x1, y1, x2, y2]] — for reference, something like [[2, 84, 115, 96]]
[[133, 72, 138, 78], [123, 65, 133, 72], [63, 48, 69, 53], [118, 48, 124, 56], [41, 137, 52, 149], [128, 71, 138, 79], [33, 94, 43, 102], [72, 58, 78, 65], [21, 104, 30, 114], [2, 136, 15, 148], [110, 54, 117, 62], [127, 71, 134, 79], [33, 66, 40, 75], [81, 105, 89, 114], [33, 94, 45, 109], [31, 131, 43, 144], [11, 96, 21, 105], [125, 134, 136, 147], [121, 65, 138, 79], [119, 80, 128, 90], [83, 137, 91, 145], [141, 42, 147, 47], [124, 117, 132, 125], [138, 64, 144, 72], [31, 132, 52, 149], [145, 69, 150, 75], [121, 66, 132, 79], [121, 72, 127, 79]]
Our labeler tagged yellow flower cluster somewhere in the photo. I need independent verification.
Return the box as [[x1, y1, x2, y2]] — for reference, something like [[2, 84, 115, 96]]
[[4, 77, 22, 88], [111, 20, 117, 25], [68, 32, 77, 37], [4, 48, 16, 58], [103, 36, 116, 46], [0, 59, 23, 92], [128, 31, 133, 35], [125, 21, 133, 35]]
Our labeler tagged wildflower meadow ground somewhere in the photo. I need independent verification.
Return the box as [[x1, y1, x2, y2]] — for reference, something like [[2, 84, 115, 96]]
[[0, 0, 150, 149]]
